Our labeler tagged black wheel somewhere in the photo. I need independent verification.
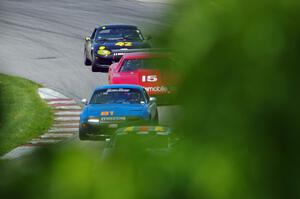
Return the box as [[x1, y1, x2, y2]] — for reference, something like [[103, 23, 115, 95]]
[[152, 110, 159, 124], [84, 50, 92, 66], [91, 63, 100, 72], [79, 130, 88, 140]]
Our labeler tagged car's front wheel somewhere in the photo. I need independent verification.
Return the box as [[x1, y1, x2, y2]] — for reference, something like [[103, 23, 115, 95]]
[[91, 63, 100, 72], [152, 109, 159, 124], [79, 129, 89, 140], [84, 50, 92, 66]]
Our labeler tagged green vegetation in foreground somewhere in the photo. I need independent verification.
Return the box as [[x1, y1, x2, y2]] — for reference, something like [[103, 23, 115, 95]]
[[1, 0, 300, 199], [0, 74, 53, 155]]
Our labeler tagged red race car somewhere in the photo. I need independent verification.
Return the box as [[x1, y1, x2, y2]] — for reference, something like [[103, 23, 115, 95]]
[[108, 52, 177, 98]]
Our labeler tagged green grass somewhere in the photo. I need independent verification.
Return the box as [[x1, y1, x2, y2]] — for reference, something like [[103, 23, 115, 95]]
[[0, 74, 53, 155]]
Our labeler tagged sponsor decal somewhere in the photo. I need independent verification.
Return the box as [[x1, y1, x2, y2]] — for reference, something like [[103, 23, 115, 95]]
[[106, 88, 130, 92], [144, 86, 169, 93], [100, 117, 126, 121], [101, 111, 114, 116], [115, 42, 132, 47], [114, 53, 125, 56]]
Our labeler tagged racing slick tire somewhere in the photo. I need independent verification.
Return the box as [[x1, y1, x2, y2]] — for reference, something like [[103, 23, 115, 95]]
[[92, 64, 100, 72], [84, 50, 92, 66], [79, 130, 89, 140], [152, 110, 159, 124]]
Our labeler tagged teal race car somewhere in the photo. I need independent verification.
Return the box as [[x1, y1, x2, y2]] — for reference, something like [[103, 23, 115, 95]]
[[79, 84, 158, 140]]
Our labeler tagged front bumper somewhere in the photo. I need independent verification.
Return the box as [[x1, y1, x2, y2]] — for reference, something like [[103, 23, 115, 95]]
[[93, 53, 123, 68], [93, 48, 152, 68], [79, 119, 148, 139]]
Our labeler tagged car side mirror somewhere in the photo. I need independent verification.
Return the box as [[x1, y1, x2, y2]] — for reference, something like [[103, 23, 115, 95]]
[[146, 35, 152, 40], [85, 36, 91, 41], [109, 63, 118, 71], [149, 97, 157, 103], [81, 98, 88, 105]]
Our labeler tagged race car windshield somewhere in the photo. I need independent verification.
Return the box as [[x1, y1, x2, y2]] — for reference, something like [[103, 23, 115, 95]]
[[90, 88, 145, 104], [120, 57, 174, 72], [96, 28, 144, 41]]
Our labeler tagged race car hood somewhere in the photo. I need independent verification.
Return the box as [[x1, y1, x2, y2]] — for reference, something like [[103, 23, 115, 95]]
[[85, 103, 147, 118], [94, 40, 150, 51]]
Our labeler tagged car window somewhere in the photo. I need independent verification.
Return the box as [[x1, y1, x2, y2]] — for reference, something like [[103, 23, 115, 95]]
[[120, 57, 174, 72], [95, 28, 144, 41], [90, 88, 145, 104], [120, 59, 141, 72], [143, 89, 150, 103]]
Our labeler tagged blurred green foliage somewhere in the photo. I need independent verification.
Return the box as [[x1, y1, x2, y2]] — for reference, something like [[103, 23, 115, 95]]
[[1, 0, 300, 198]]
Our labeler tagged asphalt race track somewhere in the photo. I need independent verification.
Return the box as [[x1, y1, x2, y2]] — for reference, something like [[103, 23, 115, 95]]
[[0, 0, 179, 145]]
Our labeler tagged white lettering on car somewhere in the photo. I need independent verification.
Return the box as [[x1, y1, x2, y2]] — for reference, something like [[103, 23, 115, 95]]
[[144, 86, 169, 92], [141, 75, 158, 82]]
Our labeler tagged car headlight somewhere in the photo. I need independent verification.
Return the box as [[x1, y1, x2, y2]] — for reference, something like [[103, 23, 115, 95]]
[[97, 46, 111, 56], [87, 118, 100, 123]]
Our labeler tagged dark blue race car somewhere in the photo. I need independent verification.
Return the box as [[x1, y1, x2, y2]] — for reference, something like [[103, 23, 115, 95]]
[[79, 84, 158, 140], [84, 25, 151, 72]]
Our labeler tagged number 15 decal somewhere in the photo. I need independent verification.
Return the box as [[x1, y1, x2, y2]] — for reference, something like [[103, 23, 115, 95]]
[[142, 75, 158, 82]]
